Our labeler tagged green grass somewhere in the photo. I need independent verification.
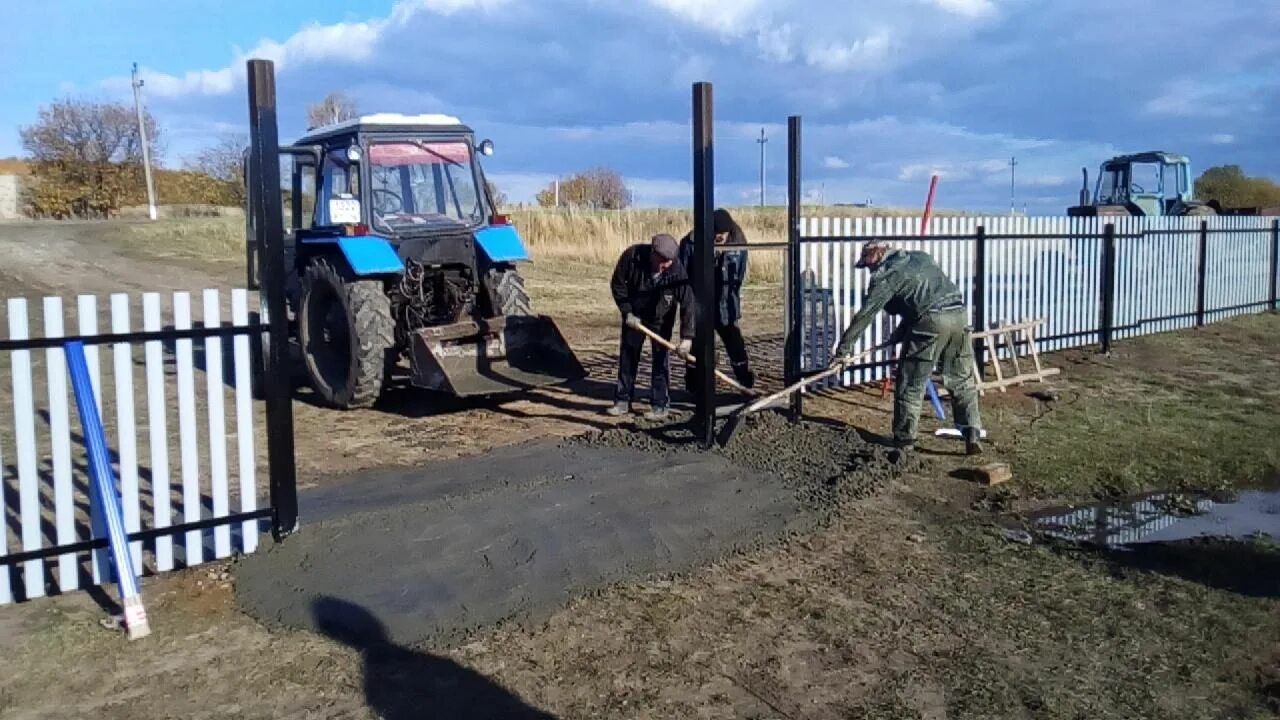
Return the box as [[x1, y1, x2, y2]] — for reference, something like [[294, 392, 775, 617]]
[[1000, 314, 1280, 501], [97, 216, 246, 262], [919, 517, 1280, 719]]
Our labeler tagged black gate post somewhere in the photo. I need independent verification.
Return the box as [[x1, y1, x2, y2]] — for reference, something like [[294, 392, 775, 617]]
[[972, 225, 988, 377], [246, 58, 299, 540], [1099, 223, 1117, 355], [1196, 219, 1209, 326], [785, 116, 803, 422], [691, 82, 716, 449], [1269, 219, 1278, 311]]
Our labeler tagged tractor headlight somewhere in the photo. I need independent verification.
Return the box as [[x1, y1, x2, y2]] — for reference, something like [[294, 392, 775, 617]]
[[479, 139, 495, 156], [346, 145, 362, 163]]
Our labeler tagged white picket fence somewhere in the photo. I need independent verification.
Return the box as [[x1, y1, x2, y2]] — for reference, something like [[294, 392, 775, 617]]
[[0, 288, 265, 604], [799, 215, 1279, 388]]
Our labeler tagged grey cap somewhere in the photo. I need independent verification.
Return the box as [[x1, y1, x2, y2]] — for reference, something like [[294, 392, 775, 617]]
[[651, 233, 679, 260]]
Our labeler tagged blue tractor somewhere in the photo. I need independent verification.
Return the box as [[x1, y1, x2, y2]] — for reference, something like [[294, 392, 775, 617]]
[[245, 113, 585, 409]]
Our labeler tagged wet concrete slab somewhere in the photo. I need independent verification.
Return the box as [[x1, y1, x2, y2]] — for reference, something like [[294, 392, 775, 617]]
[[234, 439, 816, 648]]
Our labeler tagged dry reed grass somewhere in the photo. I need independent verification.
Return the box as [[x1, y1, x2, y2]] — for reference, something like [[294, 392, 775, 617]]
[[101, 205, 966, 285]]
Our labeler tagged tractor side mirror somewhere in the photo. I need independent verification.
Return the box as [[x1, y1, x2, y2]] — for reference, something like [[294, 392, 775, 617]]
[[479, 139, 495, 157]]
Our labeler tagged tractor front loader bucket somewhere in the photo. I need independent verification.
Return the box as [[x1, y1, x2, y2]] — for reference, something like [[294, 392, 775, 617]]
[[408, 315, 587, 397]]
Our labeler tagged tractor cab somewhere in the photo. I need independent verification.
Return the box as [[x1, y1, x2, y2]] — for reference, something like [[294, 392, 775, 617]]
[[298, 114, 498, 238], [1069, 151, 1213, 217]]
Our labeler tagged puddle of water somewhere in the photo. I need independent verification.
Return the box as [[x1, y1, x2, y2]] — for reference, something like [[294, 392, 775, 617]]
[[1028, 490, 1280, 548]]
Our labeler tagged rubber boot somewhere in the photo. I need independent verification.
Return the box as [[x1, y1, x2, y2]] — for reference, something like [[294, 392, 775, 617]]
[[732, 360, 755, 389], [964, 427, 983, 455], [888, 440, 915, 465]]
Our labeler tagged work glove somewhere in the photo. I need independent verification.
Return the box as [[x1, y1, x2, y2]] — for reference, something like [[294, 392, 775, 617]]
[[827, 354, 851, 371], [675, 338, 693, 359], [624, 313, 641, 330]]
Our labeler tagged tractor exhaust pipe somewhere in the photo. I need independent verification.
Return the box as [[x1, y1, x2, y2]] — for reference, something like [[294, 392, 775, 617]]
[[1079, 166, 1090, 206]]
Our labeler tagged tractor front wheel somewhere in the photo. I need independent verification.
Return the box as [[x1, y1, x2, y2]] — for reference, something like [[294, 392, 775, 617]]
[[299, 259, 395, 409]]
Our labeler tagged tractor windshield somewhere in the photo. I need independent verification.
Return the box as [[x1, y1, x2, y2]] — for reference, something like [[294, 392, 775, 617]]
[[1095, 165, 1127, 205], [366, 140, 486, 233]]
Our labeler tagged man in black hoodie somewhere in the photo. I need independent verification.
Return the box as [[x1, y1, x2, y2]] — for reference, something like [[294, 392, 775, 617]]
[[678, 207, 754, 394], [607, 233, 696, 420]]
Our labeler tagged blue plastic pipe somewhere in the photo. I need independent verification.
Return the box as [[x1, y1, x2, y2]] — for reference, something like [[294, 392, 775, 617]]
[[65, 341, 145, 628], [925, 378, 945, 420]]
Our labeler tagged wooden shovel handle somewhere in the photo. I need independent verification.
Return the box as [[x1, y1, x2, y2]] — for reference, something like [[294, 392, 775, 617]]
[[741, 346, 882, 414], [628, 320, 756, 395]]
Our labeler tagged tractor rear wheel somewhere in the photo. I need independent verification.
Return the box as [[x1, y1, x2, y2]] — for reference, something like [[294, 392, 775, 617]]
[[299, 258, 395, 409], [488, 266, 532, 317]]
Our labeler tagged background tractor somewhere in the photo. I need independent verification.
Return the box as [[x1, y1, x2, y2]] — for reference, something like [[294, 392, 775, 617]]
[[245, 112, 585, 409], [1068, 151, 1279, 217], [1067, 151, 1218, 217]]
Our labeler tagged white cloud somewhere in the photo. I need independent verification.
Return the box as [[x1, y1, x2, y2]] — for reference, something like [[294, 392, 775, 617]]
[[1144, 80, 1233, 117], [1210, 133, 1236, 145], [930, 0, 998, 18], [392, 0, 512, 19], [823, 156, 850, 169], [549, 121, 688, 144], [102, 0, 502, 98], [643, 0, 768, 35], [804, 30, 896, 72]]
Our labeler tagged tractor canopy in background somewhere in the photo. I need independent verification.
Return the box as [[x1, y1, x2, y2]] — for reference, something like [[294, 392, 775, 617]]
[[244, 112, 585, 409]]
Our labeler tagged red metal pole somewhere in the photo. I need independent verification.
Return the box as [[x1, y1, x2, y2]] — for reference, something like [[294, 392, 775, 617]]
[[920, 173, 939, 234]]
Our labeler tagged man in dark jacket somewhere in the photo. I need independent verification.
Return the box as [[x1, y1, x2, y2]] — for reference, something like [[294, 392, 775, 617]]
[[607, 233, 696, 420], [830, 241, 984, 456], [678, 208, 754, 393]]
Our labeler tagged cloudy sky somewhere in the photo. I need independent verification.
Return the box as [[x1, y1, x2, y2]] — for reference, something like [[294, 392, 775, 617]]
[[2, 0, 1276, 212]]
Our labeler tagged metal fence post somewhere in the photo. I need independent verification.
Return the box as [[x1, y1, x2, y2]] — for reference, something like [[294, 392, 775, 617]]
[[246, 58, 298, 540], [1196, 220, 1208, 326], [1099, 223, 1117, 354], [691, 82, 716, 449], [972, 225, 988, 377], [785, 115, 803, 422], [1269, 219, 1278, 311]]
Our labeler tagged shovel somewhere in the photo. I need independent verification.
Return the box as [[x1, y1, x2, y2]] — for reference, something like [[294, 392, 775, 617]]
[[715, 345, 884, 448], [629, 321, 758, 395]]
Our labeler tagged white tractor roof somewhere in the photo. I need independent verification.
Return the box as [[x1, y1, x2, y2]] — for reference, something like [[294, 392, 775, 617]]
[[295, 112, 466, 142]]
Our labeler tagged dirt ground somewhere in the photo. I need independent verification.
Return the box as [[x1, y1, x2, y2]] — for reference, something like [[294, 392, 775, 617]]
[[0, 220, 1278, 719]]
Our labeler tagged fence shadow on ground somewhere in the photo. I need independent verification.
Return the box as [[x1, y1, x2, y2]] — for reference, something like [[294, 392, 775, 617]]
[[1084, 537, 1280, 599], [311, 596, 558, 720]]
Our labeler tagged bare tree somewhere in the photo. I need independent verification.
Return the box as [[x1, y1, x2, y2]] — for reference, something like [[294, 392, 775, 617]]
[[19, 96, 163, 218], [486, 179, 508, 210], [307, 91, 359, 129], [535, 166, 631, 209], [186, 133, 249, 205], [20, 96, 161, 165]]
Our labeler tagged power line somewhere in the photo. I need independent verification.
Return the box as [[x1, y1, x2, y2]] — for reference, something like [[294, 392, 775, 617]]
[[131, 62, 157, 221]]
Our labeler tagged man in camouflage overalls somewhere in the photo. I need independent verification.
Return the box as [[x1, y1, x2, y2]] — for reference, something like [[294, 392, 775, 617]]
[[830, 241, 984, 456]]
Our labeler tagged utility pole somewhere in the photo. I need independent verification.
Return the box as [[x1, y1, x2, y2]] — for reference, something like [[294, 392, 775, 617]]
[[1009, 156, 1018, 216], [757, 127, 767, 207], [131, 62, 158, 221]]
